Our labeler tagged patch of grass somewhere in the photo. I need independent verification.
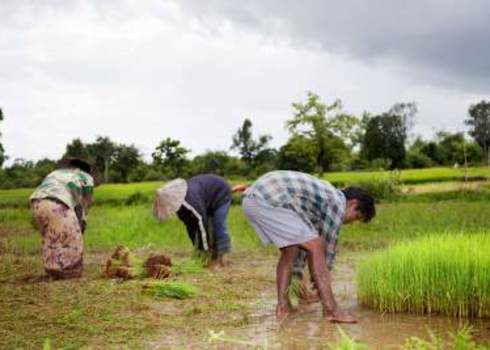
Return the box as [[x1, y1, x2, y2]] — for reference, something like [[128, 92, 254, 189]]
[[171, 258, 204, 275], [5, 200, 490, 255], [341, 201, 490, 250], [357, 234, 490, 317], [1, 167, 489, 208], [0, 264, 160, 348], [322, 167, 490, 186]]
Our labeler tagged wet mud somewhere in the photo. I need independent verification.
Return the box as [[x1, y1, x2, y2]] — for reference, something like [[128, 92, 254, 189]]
[[225, 253, 490, 348]]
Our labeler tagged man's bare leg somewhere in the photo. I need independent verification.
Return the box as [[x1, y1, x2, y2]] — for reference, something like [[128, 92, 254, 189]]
[[276, 245, 299, 322], [208, 254, 226, 269]]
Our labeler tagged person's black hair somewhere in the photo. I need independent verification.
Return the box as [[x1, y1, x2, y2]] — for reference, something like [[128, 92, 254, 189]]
[[341, 186, 376, 223], [58, 157, 92, 175]]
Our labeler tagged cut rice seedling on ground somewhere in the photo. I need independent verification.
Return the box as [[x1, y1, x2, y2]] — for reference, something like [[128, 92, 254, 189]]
[[144, 281, 198, 299], [357, 234, 490, 317]]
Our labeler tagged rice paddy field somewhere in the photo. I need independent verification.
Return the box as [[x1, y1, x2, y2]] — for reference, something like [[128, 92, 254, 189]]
[[1, 167, 490, 349]]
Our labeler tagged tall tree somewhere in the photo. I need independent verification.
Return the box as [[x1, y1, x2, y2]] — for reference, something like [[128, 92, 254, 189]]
[[465, 100, 490, 165], [277, 134, 317, 173], [64, 138, 90, 160], [152, 138, 190, 178], [0, 108, 6, 167], [87, 136, 117, 183], [286, 92, 352, 175], [111, 144, 141, 183], [190, 151, 240, 177], [231, 118, 273, 170], [360, 102, 416, 169]]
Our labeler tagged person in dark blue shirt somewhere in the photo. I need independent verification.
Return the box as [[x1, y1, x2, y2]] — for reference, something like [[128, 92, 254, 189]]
[[154, 174, 239, 267]]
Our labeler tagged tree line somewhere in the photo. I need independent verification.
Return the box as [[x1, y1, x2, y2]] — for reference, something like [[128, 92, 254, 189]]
[[1, 93, 489, 189]]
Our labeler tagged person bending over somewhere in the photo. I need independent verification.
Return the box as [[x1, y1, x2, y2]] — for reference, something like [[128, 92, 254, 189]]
[[241, 170, 375, 323], [154, 174, 241, 267]]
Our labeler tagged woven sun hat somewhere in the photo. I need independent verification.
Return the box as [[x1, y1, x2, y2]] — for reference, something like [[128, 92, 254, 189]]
[[153, 178, 188, 221]]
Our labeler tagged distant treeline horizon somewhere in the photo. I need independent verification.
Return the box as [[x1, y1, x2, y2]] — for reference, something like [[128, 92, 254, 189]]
[[1, 93, 489, 189]]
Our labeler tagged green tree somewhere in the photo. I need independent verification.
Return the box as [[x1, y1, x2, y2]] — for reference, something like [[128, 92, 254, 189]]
[[0, 108, 6, 167], [64, 138, 90, 160], [434, 131, 482, 166], [465, 100, 490, 165], [111, 144, 142, 183], [190, 151, 242, 177], [277, 135, 317, 172], [231, 118, 273, 172], [152, 138, 190, 178], [87, 136, 117, 183], [406, 137, 434, 168], [361, 102, 416, 169], [286, 92, 352, 174]]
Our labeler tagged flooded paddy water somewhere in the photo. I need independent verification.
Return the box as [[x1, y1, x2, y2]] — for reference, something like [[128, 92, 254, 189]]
[[212, 253, 490, 349]]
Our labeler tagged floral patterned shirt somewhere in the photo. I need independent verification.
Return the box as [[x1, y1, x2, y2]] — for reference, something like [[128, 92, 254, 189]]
[[30, 168, 94, 215]]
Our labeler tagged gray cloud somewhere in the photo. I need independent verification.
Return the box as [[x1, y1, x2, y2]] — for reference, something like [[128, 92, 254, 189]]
[[178, 0, 490, 92], [0, 0, 488, 164]]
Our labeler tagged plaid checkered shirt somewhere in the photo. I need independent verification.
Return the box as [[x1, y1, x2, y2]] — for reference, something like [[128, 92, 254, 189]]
[[246, 170, 346, 275]]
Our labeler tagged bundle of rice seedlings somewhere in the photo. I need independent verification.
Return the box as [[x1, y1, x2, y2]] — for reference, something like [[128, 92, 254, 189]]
[[144, 254, 172, 279], [144, 281, 198, 299], [104, 245, 144, 279]]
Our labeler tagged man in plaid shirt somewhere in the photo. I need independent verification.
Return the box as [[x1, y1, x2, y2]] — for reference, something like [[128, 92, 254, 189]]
[[242, 170, 375, 323]]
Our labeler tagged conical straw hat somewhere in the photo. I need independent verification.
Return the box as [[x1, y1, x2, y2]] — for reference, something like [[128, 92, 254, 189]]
[[153, 178, 187, 221]]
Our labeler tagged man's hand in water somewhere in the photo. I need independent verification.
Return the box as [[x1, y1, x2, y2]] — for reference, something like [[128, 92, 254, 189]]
[[325, 309, 357, 323]]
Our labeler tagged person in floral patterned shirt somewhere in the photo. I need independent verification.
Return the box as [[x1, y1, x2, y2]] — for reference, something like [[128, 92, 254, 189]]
[[30, 158, 96, 279]]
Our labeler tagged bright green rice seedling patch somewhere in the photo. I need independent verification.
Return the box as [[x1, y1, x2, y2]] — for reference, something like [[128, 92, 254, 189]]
[[357, 234, 490, 318], [144, 281, 198, 299]]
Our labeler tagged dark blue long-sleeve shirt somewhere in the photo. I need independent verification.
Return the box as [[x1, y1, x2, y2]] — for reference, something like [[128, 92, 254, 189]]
[[176, 174, 232, 253]]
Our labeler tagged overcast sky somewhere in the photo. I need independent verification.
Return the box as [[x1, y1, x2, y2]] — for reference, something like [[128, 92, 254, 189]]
[[1, 0, 489, 165]]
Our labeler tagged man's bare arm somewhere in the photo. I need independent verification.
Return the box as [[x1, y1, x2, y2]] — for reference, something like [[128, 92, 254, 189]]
[[301, 237, 356, 323]]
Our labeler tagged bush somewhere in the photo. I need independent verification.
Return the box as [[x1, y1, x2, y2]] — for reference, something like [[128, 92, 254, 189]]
[[124, 191, 150, 205], [348, 171, 401, 201], [406, 150, 433, 169]]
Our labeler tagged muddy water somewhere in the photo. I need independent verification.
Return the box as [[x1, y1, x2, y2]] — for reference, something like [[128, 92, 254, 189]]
[[232, 253, 490, 349]]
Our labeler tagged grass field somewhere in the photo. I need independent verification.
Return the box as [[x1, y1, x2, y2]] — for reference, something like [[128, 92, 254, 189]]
[[1, 166, 488, 207], [1, 168, 490, 348]]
